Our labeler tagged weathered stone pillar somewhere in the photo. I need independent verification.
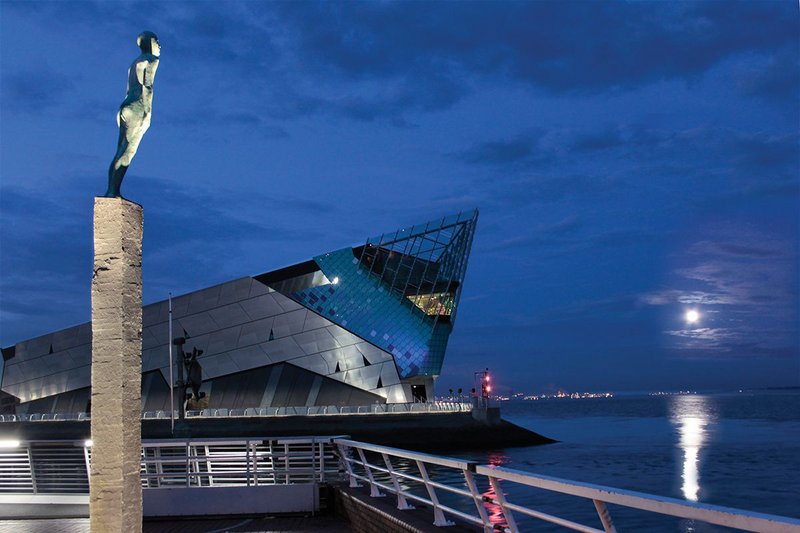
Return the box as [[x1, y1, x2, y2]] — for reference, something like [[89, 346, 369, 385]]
[[90, 197, 143, 533]]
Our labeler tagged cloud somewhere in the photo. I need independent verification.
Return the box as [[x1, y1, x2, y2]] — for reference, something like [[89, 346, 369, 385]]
[[738, 45, 800, 103], [276, 0, 797, 95], [4, 1, 796, 125], [571, 129, 625, 153], [642, 223, 798, 359], [688, 240, 783, 258], [0, 70, 74, 111], [640, 290, 736, 306], [732, 133, 799, 172], [458, 135, 539, 166]]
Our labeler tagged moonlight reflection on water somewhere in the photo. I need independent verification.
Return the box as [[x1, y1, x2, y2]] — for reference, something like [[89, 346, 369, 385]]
[[670, 395, 714, 502]]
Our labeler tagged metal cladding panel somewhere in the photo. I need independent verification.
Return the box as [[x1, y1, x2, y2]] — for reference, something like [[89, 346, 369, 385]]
[[208, 303, 251, 329], [217, 277, 253, 307], [223, 345, 268, 373], [303, 311, 334, 332], [237, 317, 274, 347], [260, 336, 305, 363], [271, 309, 307, 338], [168, 294, 191, 320], [142, 327, 161, 350], [354, 341, 394, 365], [187, 285, 222, 315], [293, 328, 341, 355], [198, 352, 240, 380], [289, 353, 331, 375], [325, 324, 363, 346], [275, 295, 303, 313], [207, 326, 243, 355], [143, 300, 167, 327], [177, 312, 219, 338], [239, 293, 284, 320], [380, 362, 401, 387], [148, 321, 171, 346], [379, 384, 408, 403], [142, 347, 165, 373], [1, 322, 90, 402], [248, 279, 271, 297]]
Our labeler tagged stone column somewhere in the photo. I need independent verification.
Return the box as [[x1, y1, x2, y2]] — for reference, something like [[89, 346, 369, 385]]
[[90, 197, 143, 533]]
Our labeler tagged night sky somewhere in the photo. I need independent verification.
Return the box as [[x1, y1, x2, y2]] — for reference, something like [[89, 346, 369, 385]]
[[1, 1, 798, 394]]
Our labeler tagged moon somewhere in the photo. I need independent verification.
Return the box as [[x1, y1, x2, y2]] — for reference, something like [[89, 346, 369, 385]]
[[685, 309, 700, 324]]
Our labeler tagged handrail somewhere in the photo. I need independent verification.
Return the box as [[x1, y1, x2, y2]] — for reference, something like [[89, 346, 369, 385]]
[[476, 464, 797, 532], [335, 438, 475, 471], [0, 436, 347, 494], [334, 438, 800, 533], [1, 401, 471, 423]]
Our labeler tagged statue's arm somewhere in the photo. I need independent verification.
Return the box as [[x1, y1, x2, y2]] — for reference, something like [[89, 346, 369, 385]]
[[143, 58, 159, 89], [135, 57, 158, 89]]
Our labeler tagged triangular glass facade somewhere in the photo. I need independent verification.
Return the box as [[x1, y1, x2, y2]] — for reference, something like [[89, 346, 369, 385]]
[[284, 211, 478, 379]]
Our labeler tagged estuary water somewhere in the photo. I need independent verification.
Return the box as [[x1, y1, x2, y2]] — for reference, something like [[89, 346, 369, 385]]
[[455, 391, 800, 532]]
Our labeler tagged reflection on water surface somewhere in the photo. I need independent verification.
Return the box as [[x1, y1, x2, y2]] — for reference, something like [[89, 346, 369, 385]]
[[670, 395, 715, 502]]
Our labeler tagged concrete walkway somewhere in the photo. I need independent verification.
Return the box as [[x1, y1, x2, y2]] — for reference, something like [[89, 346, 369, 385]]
[[0, 515, 352, 533]]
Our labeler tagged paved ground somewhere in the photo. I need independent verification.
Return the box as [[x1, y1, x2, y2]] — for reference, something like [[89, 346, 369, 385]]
[[0, 515, 352, 533]]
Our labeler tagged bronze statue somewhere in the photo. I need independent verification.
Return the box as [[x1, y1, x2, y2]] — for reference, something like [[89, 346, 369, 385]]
[[105, 31, 161, 198], [184, 347, 204, 402]]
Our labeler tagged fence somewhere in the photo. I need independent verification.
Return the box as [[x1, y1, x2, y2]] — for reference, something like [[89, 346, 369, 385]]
[[334, 438, 800, 533], [0, 401, 471, 423], [4, 435, 796, 532], [0, 437, 342, 494]]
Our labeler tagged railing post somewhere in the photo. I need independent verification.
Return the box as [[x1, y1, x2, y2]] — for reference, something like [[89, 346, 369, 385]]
[[284, 443, 290, 484], [416, 460, 454, 527], [593, 499, 617, 533], [26, 444, 37, 494], [319, 442, 325, 482], [185, 441, 190, 488], [83, 443, 92, 491], [312, 438, 317, 484], [254, 441, 260, 486], [463, 469, 492, 532], [154, 446, 163, 488], [204, 444, 212, 487], [246, 441, 251, 487], [488, 476, 518, 533], [382, 453, 413, 510], [357, 448, 384, 497], [336, 444, 362, 488]]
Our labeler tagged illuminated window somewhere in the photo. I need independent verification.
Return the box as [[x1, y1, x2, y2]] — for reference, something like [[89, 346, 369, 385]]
[[407, 293, 454, 316]]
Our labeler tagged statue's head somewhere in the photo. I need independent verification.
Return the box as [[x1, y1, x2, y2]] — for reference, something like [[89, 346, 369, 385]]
[[137, 31, 160, 57]]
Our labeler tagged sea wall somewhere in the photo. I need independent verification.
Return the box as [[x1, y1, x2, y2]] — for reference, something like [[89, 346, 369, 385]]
[[0, 411, 554, 451]]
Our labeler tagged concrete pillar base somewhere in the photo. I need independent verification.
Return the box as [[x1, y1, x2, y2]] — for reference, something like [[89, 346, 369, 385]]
[[90, 197, 143, 533]]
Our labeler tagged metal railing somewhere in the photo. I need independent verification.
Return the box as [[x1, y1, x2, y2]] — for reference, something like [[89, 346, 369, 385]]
[[0, 437, 343, 494], [334, 438, 800, 533], [0, 401, 470, 423]]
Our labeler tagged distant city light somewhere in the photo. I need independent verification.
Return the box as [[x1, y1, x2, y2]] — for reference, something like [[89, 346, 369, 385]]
[[685, 309, 700, 324]]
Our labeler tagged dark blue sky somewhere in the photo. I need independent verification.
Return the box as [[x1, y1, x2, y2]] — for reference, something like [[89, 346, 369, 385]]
[[1, 1, 798, 394]]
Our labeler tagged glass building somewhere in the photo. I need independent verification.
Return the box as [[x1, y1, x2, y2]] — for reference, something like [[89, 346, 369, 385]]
[[0, 211, 478, 415]]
